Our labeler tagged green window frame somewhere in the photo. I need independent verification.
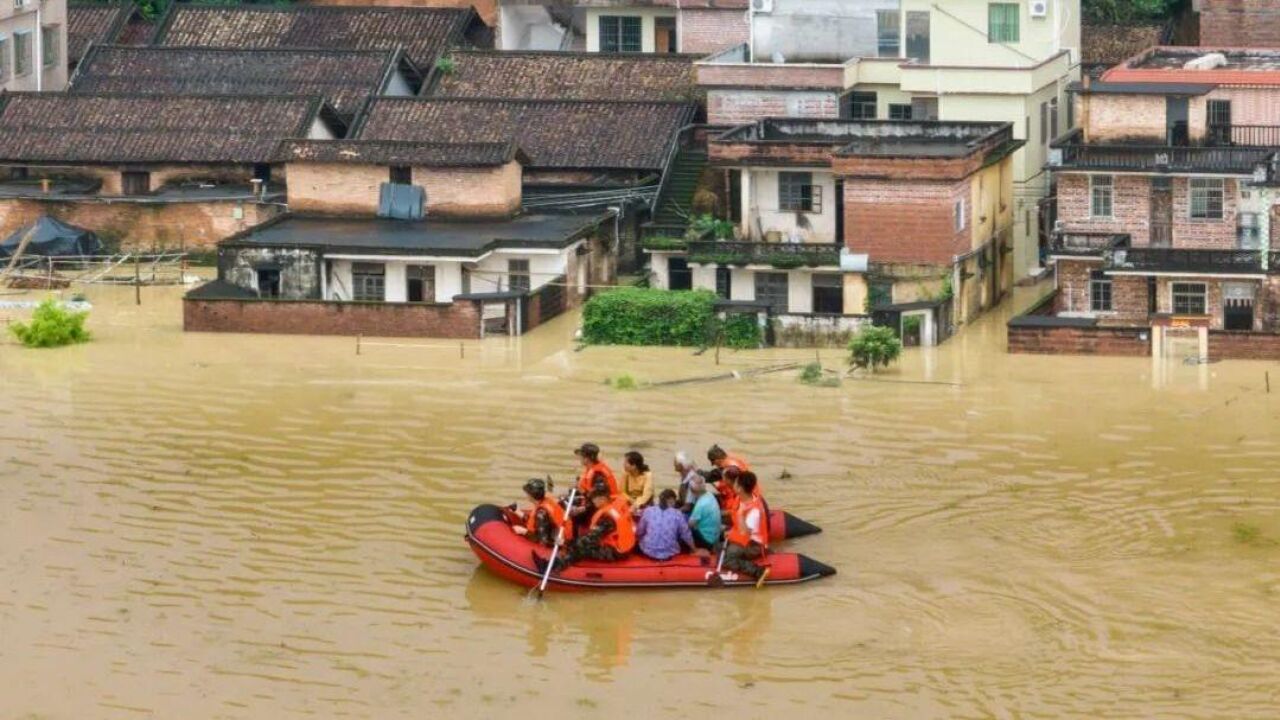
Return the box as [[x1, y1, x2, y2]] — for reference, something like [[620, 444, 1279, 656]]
[[988, 3, 1020, 43]]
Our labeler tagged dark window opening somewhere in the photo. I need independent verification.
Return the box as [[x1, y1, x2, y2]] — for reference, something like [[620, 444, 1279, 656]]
[[253, 164, 272, 183], [508, 259, 531, 293], [352, 262, 386, 302], [256, 268, 281, 298], [754, 271, 789, 313], [812, 273, 843, 314], [1089, 269, 1111, 312], [1208, 99, 1232, 144], [668, 257, 692, 290], [715, 266, 732, 299], [888, 103, 913, 121], [868, 280, 893, 310], [389, 165, 412, 185], [600, 15, 642, 52], [407, 265, 435, 303], [844, 91, 877, 120], [779, 171, 821, 213], [122, 171, 151, 196]]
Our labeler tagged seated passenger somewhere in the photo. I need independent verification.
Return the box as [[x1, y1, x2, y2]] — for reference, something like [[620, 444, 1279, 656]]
[[636, 489, 694, 561], [622, 451, 655, 509], [707, 444, 752, 474], [541, 488, 634, 573], [715, 471, 771, 588], [571, 442, 620, 530], [673, 451, 701, 510], [686, 475, 722, 554], [512, 479, 570, 547]]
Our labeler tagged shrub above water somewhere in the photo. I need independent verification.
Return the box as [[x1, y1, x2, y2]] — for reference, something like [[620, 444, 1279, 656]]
[[9, 299, 92, 348], [848, 326, 902, 372], [582, 288, 717, 346]]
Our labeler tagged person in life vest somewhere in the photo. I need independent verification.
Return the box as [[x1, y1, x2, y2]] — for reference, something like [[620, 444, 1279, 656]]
[[511, 479, 571, 547], [714, 471, 771, 588], [538, 488, 635, 573], [570, 442, 620, 531], [707, 445, 761, 499]]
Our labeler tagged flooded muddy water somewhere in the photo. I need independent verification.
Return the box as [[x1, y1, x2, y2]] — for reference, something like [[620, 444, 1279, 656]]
[[2, 284, 1279, 719]]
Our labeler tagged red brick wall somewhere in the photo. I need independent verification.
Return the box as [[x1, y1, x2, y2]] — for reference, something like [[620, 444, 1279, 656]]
[[706, 89, 839, 125], [1200, 0, 1280, 46], [1056, 173, 1237, 249], [184, 297, 483, 338], [680, 8, 748, 54], [711, 141, 835, 166], [1209, 329, 1280, 359], [1007, 323, 1150, 355], [844, 178, 970, 264], [1054, 258, 1150, 321]]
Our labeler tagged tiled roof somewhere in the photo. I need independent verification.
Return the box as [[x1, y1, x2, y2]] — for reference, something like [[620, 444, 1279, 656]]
[[0, 93, 335, 164], [276, 139, 522, 167], [67, 1, 133, 68], [70, 45, 414, 118], [429, 50, 698, 102], [152, 5, 477, 66], [352, 97, 696, 170]]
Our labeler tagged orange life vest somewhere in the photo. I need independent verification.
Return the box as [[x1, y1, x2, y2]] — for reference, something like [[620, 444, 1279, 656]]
[[589, 496, 636, 554], [715, 453, 762, 498], [578, 460, 620, 497], [726, 496, 768, 549], [526, 497, 571, 542]]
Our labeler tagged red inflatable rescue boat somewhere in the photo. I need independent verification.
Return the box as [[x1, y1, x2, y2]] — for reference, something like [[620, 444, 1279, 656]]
[[465, 504, 836, 591]]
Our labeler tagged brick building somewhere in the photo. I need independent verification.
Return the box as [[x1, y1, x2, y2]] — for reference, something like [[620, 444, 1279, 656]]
[[647, 118, 1022, 345], [1197, 0, 1280, 47], [494, 0, 747, 55], [0, 92, 345, 250], [1019, 47, 1280, 357]]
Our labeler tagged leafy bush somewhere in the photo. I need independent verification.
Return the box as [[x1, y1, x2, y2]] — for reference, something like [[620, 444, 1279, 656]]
[[611, 374, 638, 390], [9, 299, 91, 348], [848, 326, 902, 372], [641, 235, 688, 251], [435, 56, 457, 75], [582, 288, 717, 346], [715, 312, 762, 349], [687, 214, 734, 241], [799, 362, 823, 384]]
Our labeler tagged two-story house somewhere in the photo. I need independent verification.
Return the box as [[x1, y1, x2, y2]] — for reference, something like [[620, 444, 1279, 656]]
[[648, 118, 1022, 345], [495, 0, 748, 55], [2, 0, 67, 92], [1017, 47, 1280, 358], [694, 0, 1080, 282]]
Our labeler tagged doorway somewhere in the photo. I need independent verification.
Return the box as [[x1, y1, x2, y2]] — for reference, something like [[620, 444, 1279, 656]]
[[1150, 177, 1172, 247], [256, 268, 281, 298], [668, 257, 693, 290], [1223, 282, 1255, 330], [1166, 97, 1189, 145], [654, 17, 677, 53]]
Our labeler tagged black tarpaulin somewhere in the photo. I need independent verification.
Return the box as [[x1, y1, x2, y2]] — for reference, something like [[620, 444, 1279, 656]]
[[0, 216, 105, 258]]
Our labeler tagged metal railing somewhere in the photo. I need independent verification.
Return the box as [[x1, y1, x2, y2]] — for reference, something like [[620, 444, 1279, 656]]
[[1049, 231, 1129, 256], [686, 240, 841, 268], [1055, 142, 1274, 175], [1207, 124, 1280, 148], [1109, 247, 1269, 274]]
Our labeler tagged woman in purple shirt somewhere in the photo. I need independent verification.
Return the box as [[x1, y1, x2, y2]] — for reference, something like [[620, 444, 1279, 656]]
[[636, 489, 695, 561]]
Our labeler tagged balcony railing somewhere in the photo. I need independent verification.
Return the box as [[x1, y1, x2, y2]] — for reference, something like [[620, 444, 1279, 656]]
[[1108, 247, 1272, 274], [687, 240, 841, 268], [1049, 231, 1129, 256], [1054, 142, 1275, 175], [1207, 124, 1280, 148]]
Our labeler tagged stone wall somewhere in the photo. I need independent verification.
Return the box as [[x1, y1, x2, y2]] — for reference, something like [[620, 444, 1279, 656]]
[[184, 297, 484, 339], [680, 8, 749, 55], [0, 197, 282, 251]]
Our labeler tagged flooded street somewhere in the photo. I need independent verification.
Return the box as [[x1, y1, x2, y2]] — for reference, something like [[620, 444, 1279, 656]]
[[2, 284, 1279, 719]]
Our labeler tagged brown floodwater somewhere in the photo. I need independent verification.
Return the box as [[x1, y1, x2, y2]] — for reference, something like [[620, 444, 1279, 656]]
[[2, 283, 1279, 719]]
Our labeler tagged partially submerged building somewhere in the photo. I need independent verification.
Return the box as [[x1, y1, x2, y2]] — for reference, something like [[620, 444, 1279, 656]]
[[1012, 47, 1280, 359], [648, 118, 1022, 345], [694, 0, 1080, 282], [0, 92, 345, 249], [69, 45, 422, 122], [495, 0, 747, 55], [150, 4, 490, 67]]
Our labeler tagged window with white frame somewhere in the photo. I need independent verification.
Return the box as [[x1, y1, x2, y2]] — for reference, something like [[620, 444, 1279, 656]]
[[988, 3, 1020, 43], [41, 25, 58, 68], [1089, 270, 1112, 312], [508, 259, 531, 293], [1090, 175, 1114, 218], [1172, 282, 1207, 315], [352, 263, 386, 302], [1189, 178, 1224, 219], [954, 197, 966, 232]]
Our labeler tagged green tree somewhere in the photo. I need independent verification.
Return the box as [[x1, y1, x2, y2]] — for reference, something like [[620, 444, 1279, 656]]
[[9, 299, 91, 348], [1083, 0, 1182, 24]]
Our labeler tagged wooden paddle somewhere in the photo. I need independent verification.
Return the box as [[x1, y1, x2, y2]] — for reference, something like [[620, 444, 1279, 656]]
[[532, 486, 577, 600]]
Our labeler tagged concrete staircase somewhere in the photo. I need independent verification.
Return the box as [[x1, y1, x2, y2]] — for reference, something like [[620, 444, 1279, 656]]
[[646, 148, 708, 237]]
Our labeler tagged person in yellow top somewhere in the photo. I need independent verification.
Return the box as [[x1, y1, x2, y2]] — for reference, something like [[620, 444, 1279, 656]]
[[621, 451, 655, 509]]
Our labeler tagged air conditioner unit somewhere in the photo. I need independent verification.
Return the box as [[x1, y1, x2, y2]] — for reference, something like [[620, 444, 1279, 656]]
[[752, 0, 773, 13], [1029, 0, 1049, 18]]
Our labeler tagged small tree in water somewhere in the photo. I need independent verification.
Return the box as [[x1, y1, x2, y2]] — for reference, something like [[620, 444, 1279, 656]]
[[847, 326, 901, 372], [9, 299, 91, 348]]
